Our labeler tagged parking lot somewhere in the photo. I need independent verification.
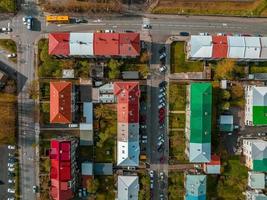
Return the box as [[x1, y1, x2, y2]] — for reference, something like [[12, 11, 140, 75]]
[[0, 145, 17, 200]]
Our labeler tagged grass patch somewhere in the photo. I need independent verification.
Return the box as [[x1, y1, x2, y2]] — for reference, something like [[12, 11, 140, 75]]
[[168, 172, 184, 200], [95, 176, 115, 200], [0, 0, 16, 12], [169, 131, 187, 162], [171, 42, 203, 73], [0, 39, 16, 53], [169, 82, 186, 111], [139, 171, 150, 200], [0, 93, 16, 145], [152, 0, 267, 16], [169, 113, 185, 129], [250, 62, 267, 73], [207, 156, 248, 199]]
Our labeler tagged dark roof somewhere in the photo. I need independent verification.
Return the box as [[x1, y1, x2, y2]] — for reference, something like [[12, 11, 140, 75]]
[[122, 71, 139, 80], [93, 163, 113, 175]]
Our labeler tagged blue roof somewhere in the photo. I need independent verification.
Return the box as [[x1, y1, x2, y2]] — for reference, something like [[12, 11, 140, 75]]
[[185, 175, 207, 199], [93, 163, 113, 175], [83, 102, 93, 124]]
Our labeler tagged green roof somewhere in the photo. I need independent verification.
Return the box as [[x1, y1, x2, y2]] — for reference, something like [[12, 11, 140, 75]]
[[190, 83, 212, 143], [253, 106, 267, 125], [253, 159, 267, 172]]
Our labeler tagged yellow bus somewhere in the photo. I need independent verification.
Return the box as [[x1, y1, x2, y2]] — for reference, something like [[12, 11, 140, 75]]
[[46, 16, 69, 23]]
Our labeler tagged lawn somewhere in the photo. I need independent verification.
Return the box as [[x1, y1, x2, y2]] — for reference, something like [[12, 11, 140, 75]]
[[207, 156, 248, 200], [0, 39, 17, 62], [170, 42, 203, 73], [0, 93, 16, 145], [168, 172, 184, 200], [152, 0, 267, 16], [169, 131, 187, 162], [0, 0, 16, 12], [95, 176, 115, 200], [169, 113, 185, 129], [169, 82, 186, 111], [250, 62, 267, 73]]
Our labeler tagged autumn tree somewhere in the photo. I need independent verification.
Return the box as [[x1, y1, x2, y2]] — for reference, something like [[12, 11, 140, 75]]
[[108, 59, 122, 79], [214, 59, 236, 80], [27, 80, 39, 100], [231, 83, 244, 99], [221, 90, 231, 100]]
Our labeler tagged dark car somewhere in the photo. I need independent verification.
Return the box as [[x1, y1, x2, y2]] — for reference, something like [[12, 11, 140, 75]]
[[157, 144, 164, 152], [158, 47, 166, 54], [159, 81, 167, 88], [180, 32, 190, 36]]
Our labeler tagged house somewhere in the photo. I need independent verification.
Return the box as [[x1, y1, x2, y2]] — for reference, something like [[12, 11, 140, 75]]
[[219, 115, 234, 132], [114, 82, 140, 167], [187, 35, 267, 60], [81, 162, 93, 176], [79, 102, 93, 146], [50, 138, 78, 200], [49, 32, 140, 57], [203, 155, 221, 174], [246, 191, 267, 200], [93, 163, 113, 175], [245, 86, 267, 126], [117, 176, 139, 200], [50, 81, 72, 124], [122, 71, 139, 80], [248, 171, 265, 189], [243, 139, 267, 172], [186, 82, 212, 163], [185, 174, 207, 200], [92, 83, 115, 103]]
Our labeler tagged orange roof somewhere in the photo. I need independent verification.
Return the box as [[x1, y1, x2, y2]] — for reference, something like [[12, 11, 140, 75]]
[[50, 81, 72, 124], [119, 33, 140, 56], [207, 155, 221, 166]]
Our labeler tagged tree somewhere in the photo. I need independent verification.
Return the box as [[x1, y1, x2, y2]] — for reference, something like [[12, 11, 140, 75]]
[[221, 90, 231, 100], [87, 178, 99, 194], [214, 59, 235, 80], [27, 80, 39, 100], [41, 103, 50, 113], [140, 51, 151, 63], [108, 59, 122, 79], [231, 83, 243, 99], [221, 101, 230, 110]]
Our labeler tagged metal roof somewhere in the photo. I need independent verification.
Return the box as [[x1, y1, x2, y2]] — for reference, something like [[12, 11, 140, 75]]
[[81, 162, 93, 176], [252, 86, 267, 125], [228, 36, 245, 58], [118, 176, 139, 200], [122, 71, 139, 80], [189, 143, 211, 163], [189, 36, 212, 58], [219, 115, 234, 132], [69, 33, 94, 56], [251, 140, 267, 171], [260, 37, 267, 59], [93, 163, 113, 175], [83, 102, 93, 124], [212, 36, 228, 58], [244, 37, 261, 59], [248, 171, 265, 189], [185, 175, 206, 200]]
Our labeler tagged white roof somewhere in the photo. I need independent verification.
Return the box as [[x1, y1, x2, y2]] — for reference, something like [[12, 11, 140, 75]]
[[252, 86, 267, 106], [228, 36, 245, 58], [189, 36, 212, 58], [260, 37, 267, 59], [220, 115, 233, 125], [117, 141, 139, 166], [244, 37, 261, 59], [189, 143, 211, 163], [69, 33, 94, 55], [118, 176, 139, 200]]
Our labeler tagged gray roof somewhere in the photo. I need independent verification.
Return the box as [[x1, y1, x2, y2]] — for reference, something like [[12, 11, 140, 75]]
[[122, 71, 139, 80], [248, 171, 265, 189], [81, 162, 93, 175], [185, 175, 207, 198], [189, 36, 212, 58], [93, 163, 113, 175], [69, 33, 94, 55], [228, 36, 245, 58], [189, 143, 211, 163], [220, 115, 233, 125], [251, 140, 267, 160], [244, 37, 261, 59], [253, 86, 267, 106], [205, 165, 220, 174], [118, 176, 139, 200], [260, 37, 267, 59], [253, 73, 267, 80], [99, 83, 114, 93]]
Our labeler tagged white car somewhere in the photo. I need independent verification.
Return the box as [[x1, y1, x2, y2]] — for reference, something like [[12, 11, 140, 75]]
[[7, 198, 15, 200], [159, 65, 167, 73], [158, 104, 164, 109], [8, 167, 15, 172], [159, 87, 166, 92], [7, 188, 15, 193], [8, 179, 15, 184], [8, 145, 15, 150], [7, 53, 16, 58], [143, 24, 151, 29], [159, 98, 165, 104], [142, 135, 147, 139], [105, 29, 114, 33], [159, 172, 164, 180], [22, 17, 27, 24], [141, 139, 147, 144], [159, 52, 166, 60], [68, 124, 78, 128], [149, 170, 154, 178], [8, 163, 15, 167]]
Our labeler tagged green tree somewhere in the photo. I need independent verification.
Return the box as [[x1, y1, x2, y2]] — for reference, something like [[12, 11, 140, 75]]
[[221, 101, 230, 110], [27, 80, 39, 100], [231, 83, 244, 99], [41, 103, 50, 113], [87, 178, 99, 194], [221, 90, 231, 100], [214, 59, 236, 80], [108, 59, 122, 79]]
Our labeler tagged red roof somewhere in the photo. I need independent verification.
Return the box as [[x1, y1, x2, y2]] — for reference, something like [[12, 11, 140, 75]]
[[207, 155, 221, 166], [212, 36, 228, 58], [49, 33, 70, 55], [50, 81, 72, 124], [114, 82, 140, 123], [94, 33, 120, 56], [119, 33, 140, 56], [50, 140, 73, 200]]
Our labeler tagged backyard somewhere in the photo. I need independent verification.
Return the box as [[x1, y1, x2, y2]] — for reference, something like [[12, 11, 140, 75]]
[[168, 172, 184, 200], [169, 113, 185, 129], [0, 0, 16, 12], [170, 42, 203, 73], [169, 131, 187, 163], [0, 39, 17, 63], [207, 156, 248, 199], [250, 62, 267, 73], [95, 176, 115, 200], [169, 83, 187, 111], [152, 0, 267, 16], [138, 172, 150, 200]]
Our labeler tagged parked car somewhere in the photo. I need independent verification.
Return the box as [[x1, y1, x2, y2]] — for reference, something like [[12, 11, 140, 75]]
[[7, 188, 15, 194], [149, 170, 154, 178], [257, 132, 267, 136], [159, 81, 167, 88], [140, 125, 147, 129], [8, 145, 15, 150], [158, 104, 164, 109], [159, 52, 166, 60], [158, 47, 166, 54], [141, 139, 147, 144], [199, 32, 209, 36], [159, 87, 166, 92], [8, 167, 15, 172], [157, 144, 164, 152], [143, 24, 151, 29], [142, 135, 148, 139], [8, 179, 15, 184], [1, 27, 12, 32], [7, 53, 16, 58], [32, 185, 38, 193], [179, 32, 190, 36], [105, 29, 115, 33], [159, 124, 165, 129], [7, 198, 15, 200], [159, 172, 164, 180], [8, 163, 14, 167], [68, 124, 78, 128]]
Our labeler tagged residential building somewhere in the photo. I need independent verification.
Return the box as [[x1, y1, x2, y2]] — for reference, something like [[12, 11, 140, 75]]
[[122, 71, 139, 80], [81, 162, 93, 176], [219, 115, 234, 132], [248, 171, 265, 189], [50, 81, 73, 124], [93, 163, 113, 175], [185, 174, 207, 200], [114, 82, 140, 167], [243, 139, 267, 171], [186, 82, 212, 163], [92, 83, 115, 103], [203, 155, 221, 174], [117, 176, 139, 200], [187, 35, 267, 60], [49, 32, 140, 57], [79, 102, 93, 146], [50, 138, 78, 200], [245, 85, 267, 126], [246, 191, 267, 200]]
